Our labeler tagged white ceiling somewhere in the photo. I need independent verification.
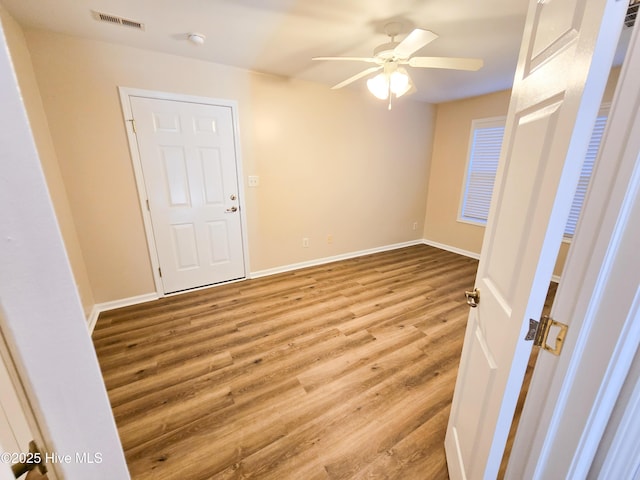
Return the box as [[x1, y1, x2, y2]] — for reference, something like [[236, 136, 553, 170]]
[[0, 0, 632, 103]]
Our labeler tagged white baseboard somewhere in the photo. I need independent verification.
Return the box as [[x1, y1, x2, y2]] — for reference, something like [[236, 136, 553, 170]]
[[421, 238, 481, 260], [422, 239, 563, 284], [86, 241, 424, 334], [87, 306, 100, 334], [87, 292, 159, 335], [86, 240, 563, 335], [250, 240, 423, 279]]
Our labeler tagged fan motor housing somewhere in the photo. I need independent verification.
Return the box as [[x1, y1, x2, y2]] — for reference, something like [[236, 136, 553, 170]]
[[374, 41, 400, 59]]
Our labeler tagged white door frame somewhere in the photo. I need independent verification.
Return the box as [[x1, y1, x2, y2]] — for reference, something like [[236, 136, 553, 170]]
[[118, 87, 251, 295], [507, 16, 640, 478], [0, 321, 53, 479]]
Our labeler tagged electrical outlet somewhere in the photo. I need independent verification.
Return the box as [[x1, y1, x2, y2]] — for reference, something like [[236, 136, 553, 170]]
[[327, 234, 333, 244], [248, 175, 260, 187], [412, 222, 418, 231], [302, 237, 310, 248]]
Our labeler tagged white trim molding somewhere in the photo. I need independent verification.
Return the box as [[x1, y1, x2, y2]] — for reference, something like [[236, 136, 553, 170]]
[[596, 353, 640, 478], [423, 238, 562, 283], [88, 238, 494, 334], [421, 238, 481, 260], [87, 293, 159, 335], [87, 241, 425, 333], [251, 240, 423, 278]]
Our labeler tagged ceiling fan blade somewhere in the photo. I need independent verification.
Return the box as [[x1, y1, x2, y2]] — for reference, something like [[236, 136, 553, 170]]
[[408, 56, 484, 71], [393, 29, 438, 59], [331, 66, 382, 89], [313, 56, 378, 63]]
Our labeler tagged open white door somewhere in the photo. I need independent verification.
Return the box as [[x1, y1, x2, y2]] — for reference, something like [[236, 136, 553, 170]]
[[444, 0, 626, 478], [507, 18, 640, 478]]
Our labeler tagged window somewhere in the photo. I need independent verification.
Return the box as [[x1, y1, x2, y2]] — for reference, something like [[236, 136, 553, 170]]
[[459, 112, 608, 238], [459, 117, 505, 225], [564, 114, 607, 236]]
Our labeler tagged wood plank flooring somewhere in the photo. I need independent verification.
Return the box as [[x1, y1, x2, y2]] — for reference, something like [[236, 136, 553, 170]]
[[93, 244, 478, 479]]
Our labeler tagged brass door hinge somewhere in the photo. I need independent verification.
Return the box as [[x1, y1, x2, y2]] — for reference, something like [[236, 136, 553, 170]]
[[464, 288, 480, 308], [158, 267, 162, 277], [128, 118, 137, 133], [525, 315, 568, 356]]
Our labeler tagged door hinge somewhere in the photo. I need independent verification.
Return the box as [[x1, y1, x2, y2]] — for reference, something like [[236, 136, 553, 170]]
[[128, 118, 137, 133], [464, 288, 480, 308], [525, 315, 568, 356], [146, 199, 150, 211], [158, 267, 162, 277]]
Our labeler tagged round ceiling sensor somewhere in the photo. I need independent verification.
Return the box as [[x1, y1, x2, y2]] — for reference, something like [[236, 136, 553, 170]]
[[188, 33, 206, 45]]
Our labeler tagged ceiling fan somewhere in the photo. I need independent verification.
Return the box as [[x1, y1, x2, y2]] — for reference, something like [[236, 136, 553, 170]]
[[313, 22, 483, 108]]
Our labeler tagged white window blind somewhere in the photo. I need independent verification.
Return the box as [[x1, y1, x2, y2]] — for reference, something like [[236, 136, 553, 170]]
[[459, 118, 504, 224], [564, 115, 608, 236], [459, 114, 607, 237]]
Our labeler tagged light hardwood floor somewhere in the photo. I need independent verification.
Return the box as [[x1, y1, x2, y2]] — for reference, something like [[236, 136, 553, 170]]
[[93, 244, 479, 479]]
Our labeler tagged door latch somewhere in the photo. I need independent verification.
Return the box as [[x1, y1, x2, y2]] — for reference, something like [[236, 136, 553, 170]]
[[525, 315, 568, 356], [465, 288, 480, 308]]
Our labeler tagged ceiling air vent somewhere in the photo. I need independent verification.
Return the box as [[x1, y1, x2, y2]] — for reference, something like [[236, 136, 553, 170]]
[[626, 0, 639, 28], [91, 11, 145, 30]]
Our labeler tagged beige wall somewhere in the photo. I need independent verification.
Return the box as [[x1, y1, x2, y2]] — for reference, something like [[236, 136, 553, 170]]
[[4, 11, 622, 307], [21, 29, 435, 303], [0, 7, 95, 315], [423, 90, 511, 254], [423, 68, 620, 278]]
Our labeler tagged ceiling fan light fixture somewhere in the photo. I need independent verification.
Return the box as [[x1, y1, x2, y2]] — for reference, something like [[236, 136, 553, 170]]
[[367, 73, 390, 99], [366, 68, 412, 100], [391, 68, 411, 97]]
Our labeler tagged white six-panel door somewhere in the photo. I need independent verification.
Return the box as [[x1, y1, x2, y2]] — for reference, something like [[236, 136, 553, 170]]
[[444, 0, 626, 478], [507, 19, 640, 477], [129, 96, 246, 294]]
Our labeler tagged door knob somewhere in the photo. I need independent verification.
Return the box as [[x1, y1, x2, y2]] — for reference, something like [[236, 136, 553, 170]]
[[225, 206, 238, 213], [465, 288, 480, 307], [10, 440, 47, 478]]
